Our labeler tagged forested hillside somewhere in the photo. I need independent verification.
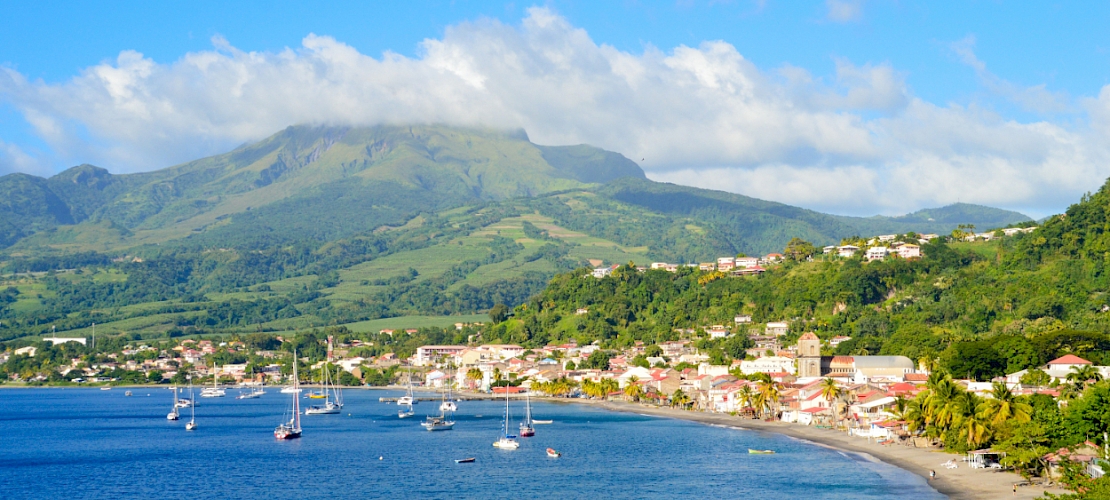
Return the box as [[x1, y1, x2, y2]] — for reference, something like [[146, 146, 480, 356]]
[[482, 178, 1110, 381], [0, 124, 1032, 343]]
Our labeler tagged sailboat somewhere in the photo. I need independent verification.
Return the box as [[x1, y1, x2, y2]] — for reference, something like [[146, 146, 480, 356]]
[[274, 350, 302, 440], [492, 387, 519, 449], [519, 392, 535, 437], [305, 348, 342, 415], [167, 384, 180, 420], [397, 372, 416, 406], [439, 372, 458, 413], [237, 381, 266, 400], [421, 384, 455, 431], [200, 367, 226, 398], [185, 382, 197, 431]]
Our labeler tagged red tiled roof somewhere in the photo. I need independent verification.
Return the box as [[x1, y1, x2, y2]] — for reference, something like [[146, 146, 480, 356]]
[[1048, 354, 1091, 365], [800, 407, 829, 414], [889, 382, 916, 393], [799, 332, 819, 341], [904, 373, 929, 381], [830, 356, 855, 364]]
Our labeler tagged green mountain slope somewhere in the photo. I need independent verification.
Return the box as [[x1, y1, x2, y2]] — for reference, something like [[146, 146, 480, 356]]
[[0, 123, 1039, 342], [2, 125, 644, 251]]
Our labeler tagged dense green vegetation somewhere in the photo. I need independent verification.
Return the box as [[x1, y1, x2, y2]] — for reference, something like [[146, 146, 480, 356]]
[[0, 123, 1031, 343], [481, 178, 1110, 380]]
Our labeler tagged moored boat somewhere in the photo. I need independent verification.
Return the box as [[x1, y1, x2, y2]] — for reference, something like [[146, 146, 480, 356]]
[[519, 392, 535, 437], [748, 449, 775, 454], [546, 448, 561, 458], [274, 349, 303, 440], [493, 382, 519, 449], [455, 457, 476, 463]]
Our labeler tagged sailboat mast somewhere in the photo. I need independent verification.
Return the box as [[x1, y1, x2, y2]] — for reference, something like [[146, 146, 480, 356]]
[[292, 350, 301, 430]]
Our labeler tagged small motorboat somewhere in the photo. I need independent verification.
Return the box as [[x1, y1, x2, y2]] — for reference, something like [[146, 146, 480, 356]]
[[748, 449, 775, 454], [125, 391, 133, 397], [454, 458, 476, 464], [546, 448, 561, 458], [100, 387, 111, 391], [532, 419, 553, 424]]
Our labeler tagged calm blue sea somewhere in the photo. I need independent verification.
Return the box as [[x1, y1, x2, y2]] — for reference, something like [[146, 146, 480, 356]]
[[0, 388, 941, 500]]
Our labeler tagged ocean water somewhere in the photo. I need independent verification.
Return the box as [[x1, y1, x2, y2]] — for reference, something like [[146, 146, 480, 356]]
[[0, 388, 941, 500]]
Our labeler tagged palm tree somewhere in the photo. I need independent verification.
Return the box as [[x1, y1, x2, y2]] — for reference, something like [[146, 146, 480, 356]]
[[600, 378, 619, 400], [737, 385, 755, 416], [818, 378, 845, 429], [976, 382, 1032, 427], [466, 368, 483, 390], [623, 376, 643, 402], [671, 389, 691, 409], [953, 392, 991, 449], [1067, 365, 1102, 391], [756, 381, 781, 420], [626, 380, 643, 400]]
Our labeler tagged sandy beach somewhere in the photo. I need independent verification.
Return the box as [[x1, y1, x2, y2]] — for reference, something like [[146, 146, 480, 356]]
[[547, 398, 1069, 500]]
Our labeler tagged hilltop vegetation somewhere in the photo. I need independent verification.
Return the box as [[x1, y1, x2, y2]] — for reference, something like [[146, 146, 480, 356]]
[[482, 178, 1110, 381]]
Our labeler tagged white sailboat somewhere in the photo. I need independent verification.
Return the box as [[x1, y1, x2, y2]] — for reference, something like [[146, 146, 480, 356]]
[[519, 392, 535, 437], [167, 384, 180, 420], [200, 367, 226, 398], [237, 381, 266, 399], [185, 382, 197, 431], [422, 383, 455, 431], [439, 373, 458, 413], [493, 387, 519, 449], [274, 350, 302, 440], [306, 343, 343, 415], [397, 371, 416, 406]]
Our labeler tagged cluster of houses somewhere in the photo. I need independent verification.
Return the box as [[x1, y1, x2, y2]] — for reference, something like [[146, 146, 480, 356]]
[[592, 255, 784, 279]]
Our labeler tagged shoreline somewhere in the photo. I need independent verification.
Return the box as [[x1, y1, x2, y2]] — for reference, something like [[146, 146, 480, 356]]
[[544, 397, 1068, 500]]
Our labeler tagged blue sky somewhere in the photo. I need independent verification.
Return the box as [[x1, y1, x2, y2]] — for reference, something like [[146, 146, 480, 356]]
[[2, 1, 1109, 217]]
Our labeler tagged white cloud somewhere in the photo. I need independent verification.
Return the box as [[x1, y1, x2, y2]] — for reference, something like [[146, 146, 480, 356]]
[[826, 0, 864, 23], [0, 140, 50, 177], [0, 7, 1106, 217], [950, 36, 1071, 114]]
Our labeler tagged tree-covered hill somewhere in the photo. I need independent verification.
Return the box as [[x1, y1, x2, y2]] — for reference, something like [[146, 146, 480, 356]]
[[481, 178, 1110, 381], [0, 123, 1037, 343]]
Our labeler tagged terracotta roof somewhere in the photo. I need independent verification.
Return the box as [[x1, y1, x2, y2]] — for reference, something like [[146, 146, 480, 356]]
[[904, 373, 929, 382], [799, 332, 819, 341], [1048, 354, 1091, 365], [888, 382, 916, 393], [800, 407, 829, 414], [830, 355, 855, 364]]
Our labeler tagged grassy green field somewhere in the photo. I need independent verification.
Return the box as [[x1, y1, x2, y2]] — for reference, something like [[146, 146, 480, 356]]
[[342, 314, 489, 333]]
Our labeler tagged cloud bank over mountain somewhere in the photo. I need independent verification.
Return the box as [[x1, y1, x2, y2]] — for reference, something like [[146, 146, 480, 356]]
[[1, 7, 1107, 216]]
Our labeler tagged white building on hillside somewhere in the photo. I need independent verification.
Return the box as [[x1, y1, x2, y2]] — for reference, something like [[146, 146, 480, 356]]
[[737, 356, 796, 375]]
